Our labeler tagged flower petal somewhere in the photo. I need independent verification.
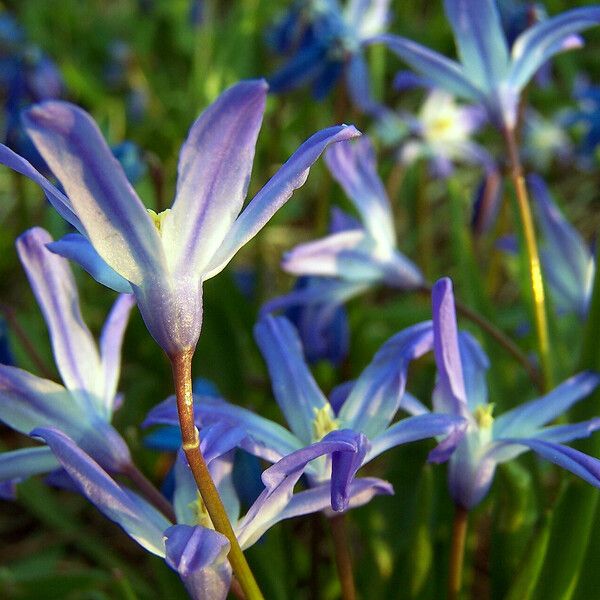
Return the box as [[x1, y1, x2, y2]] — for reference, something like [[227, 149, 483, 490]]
[[532, 418, 600, 444], [22, 101, 164, 285], [163, 80, 267, 277], [443, 0, 510, 91], [204, 125, 361, 279], [32, 427, 170, 555], [254, 315, 329, 445], [325, 136, 395, 246], [431, 277, 469, 416], [338, 321, 434, 437], [366, 413, 467, 462], [17, 228, 102, 399], [164, 525, 231, 600], [373, 34, 483, 101], [0, 143, 84, 232], [509, 7, 600, 92], [99, 294, 136, 415], [47, 233, 133, 294], [0, 446, 59, 484], [493, 371, 600, 438]]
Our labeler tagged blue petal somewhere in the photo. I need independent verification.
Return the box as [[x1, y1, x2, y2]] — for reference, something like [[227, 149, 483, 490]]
[[338, 321, 434, 437], [458, 331, 490, 412], [493, 371, 600, 438], [47, 233, 133, 294], [32, 427, 170, 555], [532, 419, 600, 444], [373, 34, 484, 101], [509, 7, 600, 92], [22, 101, 165, 285], [345, 53, 379, 115], [443, 0, 510, 91], [17, 228, 103, 400], [164, 525, 231, 600], [254, 315, 330, 445], [0, 446, 59, 484], [268, 42, 329, 94], [366, 413, 467, 462], [205, 125, 361, 279], [164, 80, 267, 278]]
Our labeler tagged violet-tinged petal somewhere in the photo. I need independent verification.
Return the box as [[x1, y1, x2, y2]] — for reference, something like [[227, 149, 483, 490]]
[[164, 525, 231, 600], [0, 143, 84, 232], [204, 125, 361, 279], [325, 136, 395, 246], [164, 80, 267, 276], [22, 101, 165, 285], [443, 0, 510, 91], [32, 427, 170, 555], [366, 413, 467, 463], [0, 446, 59, 483], [16, 228, 102, 399], [199, 421, 247, 465], [255, 315, 329, 445], [99, 294, 136, 415], [339, 321, 434, 437], [493, 371, 600, 438], [47, 234, 133, 294], [345, 53, 379, 115], [373, 34, 483, 101], [509, 7, 600, 93], [0, 480, 17, 500], [458, 331, 490, 412], [330, 431, 369, 511], [346, 0, 391, 40], [532, 418, 600, 444], [432, 277, 468, 416], [399, 392, 429, 417], [498, 437, 600, 490]]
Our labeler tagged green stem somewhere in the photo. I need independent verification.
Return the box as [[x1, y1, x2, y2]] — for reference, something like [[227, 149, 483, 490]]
[[171, 351, 264, 600], [502, 127, 553, 392], [448, 505, 469, 600], [329, 514, 356, 600]]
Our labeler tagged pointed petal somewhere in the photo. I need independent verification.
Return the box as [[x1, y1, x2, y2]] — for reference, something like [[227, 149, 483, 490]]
[[532, 418, 600, 444], [22, 101, 164, 285], [493, 371, 600, 437], [431, 277, 468, 415], [458, 331, 490, 412], [164, 80, 267, 276], [366, 413, 467, 462], [443, 0, 510, 91], [0, 446, 59, 483], [345, 54, 379, 115], [346, 0, 391, 39], [373, 34, 483, 101], [0, 144, 84, 232], [32, 427, 170, 555], [254, 315, 329, 445], [164, 525, 231, 600], [204, 125, 361, 279], [17, 228, 102, 398], [99, 294, 136, 414], [47, 234, 133, 294], [498, 437, 600, 489], [338, 321, 434, 437], [324, 136, 395, 246], [509, 7, 600, 92]]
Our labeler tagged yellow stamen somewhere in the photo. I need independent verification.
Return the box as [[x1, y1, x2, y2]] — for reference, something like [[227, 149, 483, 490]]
[[473, 404, 495, 429], [189, 492, 214, 529], [147, 208, 171, 233], [312, 404, 339, 441]]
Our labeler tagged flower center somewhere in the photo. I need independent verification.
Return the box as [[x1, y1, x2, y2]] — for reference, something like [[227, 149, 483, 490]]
[[312, 404, 339, 441], [473, 404, 495, 429], [189, 492, 213, 529], [147, 208, 171, 233]]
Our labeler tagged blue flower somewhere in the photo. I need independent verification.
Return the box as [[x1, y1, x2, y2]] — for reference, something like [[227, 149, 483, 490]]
[[110, 140, 147, 185], [281, 135, 424, 293], [374, 0, 600, 129], [424, 277, 600, 509], [145, 314, 466, 512], [0, 80, 359, 356], [528, 175, 595, 319], [32, 420, 391, 599], [0, 227, 135, 498], [268, 0, 390, 114]]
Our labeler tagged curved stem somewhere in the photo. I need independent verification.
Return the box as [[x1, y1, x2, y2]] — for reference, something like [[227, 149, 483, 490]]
[[170, 351, 264, 600], [329, 514, 356, 600], [122, 462, 176, 523], [416, 286, 543, 392], [448, 505, 469, 600], [502, 126, 553, 392]]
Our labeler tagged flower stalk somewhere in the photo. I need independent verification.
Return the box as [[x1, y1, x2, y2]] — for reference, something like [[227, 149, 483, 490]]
[[329, 514, 356, 600], [448, 504, 468, 600], [503, 126, 553, 392], [170, 350, 264, 600]]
